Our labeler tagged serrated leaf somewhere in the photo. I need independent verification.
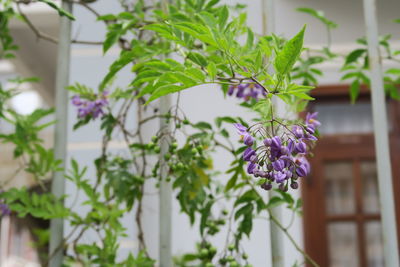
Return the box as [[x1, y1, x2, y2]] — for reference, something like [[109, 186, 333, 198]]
[[274, 26, 306, 75]]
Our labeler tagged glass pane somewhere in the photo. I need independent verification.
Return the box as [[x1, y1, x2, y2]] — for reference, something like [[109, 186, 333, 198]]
[[361, 161, 380, 214], [325, 162, 355, 215], [365, 221, 384, 267], [315, 102, 373, 135], [314, 102, 391, 135], [328, 222, 359, 267]]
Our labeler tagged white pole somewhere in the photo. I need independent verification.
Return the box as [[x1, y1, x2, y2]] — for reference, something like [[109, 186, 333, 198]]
[[159, 95, 172, 267], [49, 1, 72, 266], [261, 0, 284, 266], [362, 0, 400, 266], [159, 1, 172, 266]]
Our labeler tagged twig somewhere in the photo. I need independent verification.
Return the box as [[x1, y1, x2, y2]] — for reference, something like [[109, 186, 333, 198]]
[[268, 210, 319, 267]]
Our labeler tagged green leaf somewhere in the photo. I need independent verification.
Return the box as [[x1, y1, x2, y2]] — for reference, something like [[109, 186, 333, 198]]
[[218, 6, 229, 29], [38, 0, 75, 20], [266, 196, 285, 209], [290, 92, 315, 100], [274, 26, 306, 75], [225, 174, 238, 192], [296, 7, 337, 29], [350, 79, 360, 103], [344, 49, 366, 65], [207, 62, 217, 80], [146, 84, 185, 104], [103, 28, 121, 54], [100, 51, 135, 90], [187, 52, 208, 67], [234, 203, 253, 220]]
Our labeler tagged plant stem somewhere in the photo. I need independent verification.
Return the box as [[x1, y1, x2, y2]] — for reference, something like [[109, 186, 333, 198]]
[[268, 210, 319, 267]]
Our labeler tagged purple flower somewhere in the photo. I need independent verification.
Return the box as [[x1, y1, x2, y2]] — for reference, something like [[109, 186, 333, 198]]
[[236, 85, 245, 98], [227, 83, 266, 101], [234, 124, 254, 146], [72, 95, 82, 106], [296, 164, 308, 177], [273, 172, 287, 183], [243, 134, 254, 146], [263, 138, 272, 146], [247, 162, 257, 174], [234, 123, 247, 135], [292, 125, 304, 138], [233, 111, 319, 192], [306, 112, 321, 129], [287, 139, 295, 153], [272, 159, 285, 171], [243, 147, 256, 161], [297, 157, 311, 174], [271, 136, 282, 151], [294, 141, 307, 154], [72, 91, 109, 119], [0, 203, 10, 216]]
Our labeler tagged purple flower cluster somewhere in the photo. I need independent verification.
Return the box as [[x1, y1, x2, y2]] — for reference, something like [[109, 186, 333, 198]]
[[0, 203, 10, 216], [228, 83, 266, 101], [234, 112, 320, 191], [0, 191, 10, 217], [72, 91, 109, 119]]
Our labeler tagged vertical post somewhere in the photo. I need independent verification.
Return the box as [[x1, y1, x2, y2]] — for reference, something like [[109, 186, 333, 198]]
[[261, 1, 284, 266], [49, 1, 72, 266], [159, 1, 172, 267], [362, 0, 400, 266]]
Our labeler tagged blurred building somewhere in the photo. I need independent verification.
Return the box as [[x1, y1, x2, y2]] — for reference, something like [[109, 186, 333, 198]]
[[1, 0, 400, 266]]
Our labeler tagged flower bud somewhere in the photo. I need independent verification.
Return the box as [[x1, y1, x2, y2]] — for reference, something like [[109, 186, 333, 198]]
[[263, 138, 272, 146]]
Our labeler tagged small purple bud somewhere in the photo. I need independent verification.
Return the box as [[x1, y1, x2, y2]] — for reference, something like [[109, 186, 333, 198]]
[[284, 169, 293, 178], [234, 123, 247, 135], [292, 125, 304, 138], [296, 164, 308, 177], [267, 163, 273, 171], [295, 141, 307, 154], [71, 95, 82, 106], [261, 182, 272, 191], [247, 162, 257, 174], [271, 136, 282, 150], [228, 85, 235, 96], [263, 138, 272, 146], [249, 155, 257, 163], [236, 84, 245, 98], [290, 182, 299, 190], [305, 126, 315, 134], [287, 139, 295, 153], [243, 148, 256, 161], [281, 146, 288, 155], [243, 134, 254, 146], [272, 159, 285, 172], [279, 183, 288, 192], [273, 171, 286, 183]]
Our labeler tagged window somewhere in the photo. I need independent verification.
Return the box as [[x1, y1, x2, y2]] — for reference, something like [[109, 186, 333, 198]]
[[301, 85, 400, 267]]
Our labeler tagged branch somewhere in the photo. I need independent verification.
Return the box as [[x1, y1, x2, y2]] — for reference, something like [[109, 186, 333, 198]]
[[17, 3, 58, 44], [17, 3, 103, 45], [268, 210, 319, 267]]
